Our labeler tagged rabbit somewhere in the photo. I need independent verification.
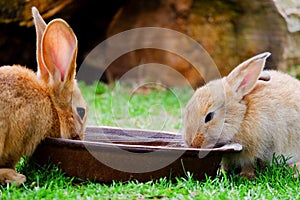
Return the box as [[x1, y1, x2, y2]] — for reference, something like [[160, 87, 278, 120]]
[[183, 52, 300, 179], [0, 7, 87, 185]]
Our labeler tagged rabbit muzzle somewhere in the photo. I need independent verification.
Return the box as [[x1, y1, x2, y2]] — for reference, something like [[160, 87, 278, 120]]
[[191, 133, 228, 148], [191, 133, 205, 148]]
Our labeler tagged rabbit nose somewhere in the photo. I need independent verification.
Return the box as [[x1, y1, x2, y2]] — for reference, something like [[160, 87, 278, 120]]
[[191, 133, 205, 148], [71, 134, 80, 140]]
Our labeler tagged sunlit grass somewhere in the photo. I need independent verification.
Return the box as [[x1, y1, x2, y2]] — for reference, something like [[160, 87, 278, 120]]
[[3, 155, 300, 199], [81, 81, 193, 132]]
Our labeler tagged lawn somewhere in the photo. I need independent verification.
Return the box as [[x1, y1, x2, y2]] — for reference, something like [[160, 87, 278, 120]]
[[1, 82, 300, 199]]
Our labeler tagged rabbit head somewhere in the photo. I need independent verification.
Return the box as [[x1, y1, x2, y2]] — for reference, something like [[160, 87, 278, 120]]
[[32, 7, 87, 139], [183, 52, 271, 148]]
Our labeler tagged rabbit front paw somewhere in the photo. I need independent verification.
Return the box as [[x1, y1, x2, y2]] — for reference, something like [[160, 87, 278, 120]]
[[0, 168, 26, 186]]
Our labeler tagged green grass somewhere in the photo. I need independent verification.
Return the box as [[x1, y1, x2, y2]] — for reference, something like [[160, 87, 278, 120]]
[[83, 81, 193, 131], [1, 81, 300, 199], [3, 156, 300, 199]]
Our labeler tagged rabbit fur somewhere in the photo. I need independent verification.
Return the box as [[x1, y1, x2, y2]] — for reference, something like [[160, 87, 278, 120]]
[[0, 7, 87, 185], [183, 52, 300, 178]]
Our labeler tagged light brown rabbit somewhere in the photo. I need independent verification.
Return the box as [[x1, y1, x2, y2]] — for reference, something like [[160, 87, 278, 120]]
[[183, 52, 300, 179], [0, 7, 87, 185]]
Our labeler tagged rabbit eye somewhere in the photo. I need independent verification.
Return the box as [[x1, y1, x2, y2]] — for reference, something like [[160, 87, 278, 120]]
[[76, 107, 86, 120], [205, 112, 214, 123]]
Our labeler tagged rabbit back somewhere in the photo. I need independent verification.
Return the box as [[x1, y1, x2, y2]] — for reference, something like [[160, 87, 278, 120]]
[[0, 65, 59, 167], [237, 70, 300, 164]]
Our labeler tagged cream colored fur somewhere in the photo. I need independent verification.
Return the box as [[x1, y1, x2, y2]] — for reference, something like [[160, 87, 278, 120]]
[[184, 52, 300, 178]]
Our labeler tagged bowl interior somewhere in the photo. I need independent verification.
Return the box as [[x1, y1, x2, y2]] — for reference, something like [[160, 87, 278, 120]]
[[83, 126, 185, 147]]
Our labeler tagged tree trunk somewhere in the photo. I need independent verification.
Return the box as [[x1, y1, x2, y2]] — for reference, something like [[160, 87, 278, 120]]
[[102, 0, 300, 88], [0, 0, 73, 26]]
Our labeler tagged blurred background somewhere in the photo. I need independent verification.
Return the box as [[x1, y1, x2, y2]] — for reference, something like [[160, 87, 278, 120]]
[[1, 0, 300, 88]]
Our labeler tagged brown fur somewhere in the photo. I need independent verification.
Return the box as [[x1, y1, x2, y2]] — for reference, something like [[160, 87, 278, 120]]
[[0, 7, 87, 185]]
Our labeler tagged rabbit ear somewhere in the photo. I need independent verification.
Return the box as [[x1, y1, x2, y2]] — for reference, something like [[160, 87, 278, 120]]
[[41, 19, 77, 87], [32, 7, 49, 81], [226, 52, 271, 98]]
